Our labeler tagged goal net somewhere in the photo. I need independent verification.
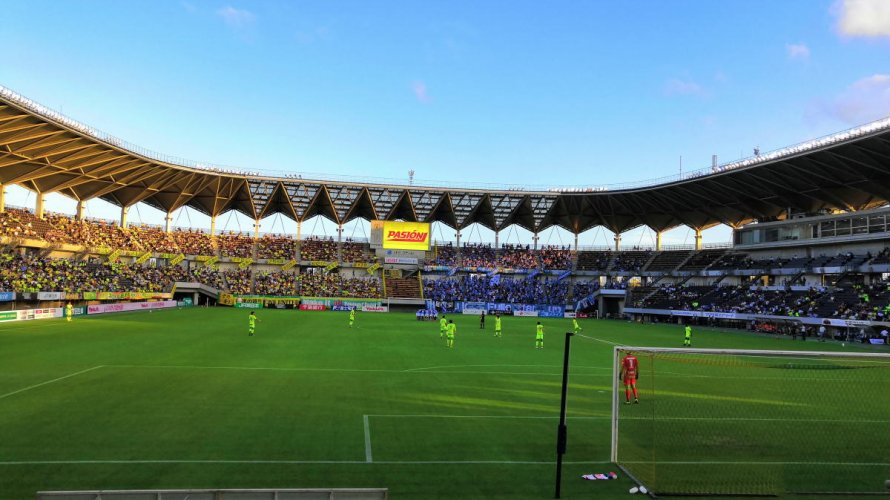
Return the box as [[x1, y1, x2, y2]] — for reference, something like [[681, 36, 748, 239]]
[[611, 346, 890, 496]]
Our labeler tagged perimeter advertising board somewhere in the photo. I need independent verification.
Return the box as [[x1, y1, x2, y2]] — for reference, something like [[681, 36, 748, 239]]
[[381, 221, 431, 251]]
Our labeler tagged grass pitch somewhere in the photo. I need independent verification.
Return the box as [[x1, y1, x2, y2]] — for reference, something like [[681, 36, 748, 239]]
[[0, 308, 887, 499]]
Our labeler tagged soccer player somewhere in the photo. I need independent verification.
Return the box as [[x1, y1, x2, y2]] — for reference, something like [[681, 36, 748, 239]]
[[620, 351, 640, 404], [65, 302, 73, 322], [248, 311, 260, 336], [535, 321, 544, 349], [480, 310, 485, 329], [572, 317, 581, 334], [494, 313, 502, 338], [349, 307, 356, 328], [446, 319, 456, 348], [683, 324, 692, 346], [440, 314, 447, 339]]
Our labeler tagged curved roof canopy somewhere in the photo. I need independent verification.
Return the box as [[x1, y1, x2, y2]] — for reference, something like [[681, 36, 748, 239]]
[[2, 88, 890, 234]]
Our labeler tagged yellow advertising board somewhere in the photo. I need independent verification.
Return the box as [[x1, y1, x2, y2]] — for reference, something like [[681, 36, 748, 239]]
[[382, 221, 431, 251]]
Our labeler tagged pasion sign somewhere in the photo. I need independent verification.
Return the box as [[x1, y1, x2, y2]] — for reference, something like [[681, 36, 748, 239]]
[[382, 221, 431, 251]]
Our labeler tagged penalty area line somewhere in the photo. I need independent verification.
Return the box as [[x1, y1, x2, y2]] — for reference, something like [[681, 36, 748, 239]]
[[0, 365, 105, 401], [573, 333, 623, 346], [363, 415, 373, 463]]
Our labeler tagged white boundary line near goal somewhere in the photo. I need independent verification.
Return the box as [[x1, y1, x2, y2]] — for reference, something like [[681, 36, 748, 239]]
[[363, 415, 373, 463], [573, 334, 623, 346], [621, 460, 890, 466], [619, 416, 890, 423], [0, 365, 104, 401], [0, 459, 613, 466]]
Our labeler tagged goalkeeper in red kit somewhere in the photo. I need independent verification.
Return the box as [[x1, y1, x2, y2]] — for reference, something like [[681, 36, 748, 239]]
[[620, 352, 640, 404]]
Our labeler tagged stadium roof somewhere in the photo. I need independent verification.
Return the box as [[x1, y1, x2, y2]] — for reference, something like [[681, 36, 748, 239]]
[[2, 85, 890, 235]]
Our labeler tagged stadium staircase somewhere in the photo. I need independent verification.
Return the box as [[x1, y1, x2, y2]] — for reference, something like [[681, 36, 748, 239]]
[[174, 281, 221, 301], [384, 277, 422, 299]]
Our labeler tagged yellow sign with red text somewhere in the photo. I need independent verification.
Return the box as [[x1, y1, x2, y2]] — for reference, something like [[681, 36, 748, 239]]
[[382, 221, 431, 251]]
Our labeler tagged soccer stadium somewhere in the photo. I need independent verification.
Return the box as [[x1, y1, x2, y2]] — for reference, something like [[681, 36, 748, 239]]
[[2, 2, 890, 499]]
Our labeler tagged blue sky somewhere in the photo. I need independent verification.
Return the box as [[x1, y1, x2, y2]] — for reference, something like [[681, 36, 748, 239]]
[[1, 0, 889, 246]]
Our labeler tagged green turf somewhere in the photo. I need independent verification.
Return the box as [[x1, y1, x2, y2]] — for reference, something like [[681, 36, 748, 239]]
[[0, 308, 887, 499]]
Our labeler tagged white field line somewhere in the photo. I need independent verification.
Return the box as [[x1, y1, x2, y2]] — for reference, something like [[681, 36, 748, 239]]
[[0, 366, 105, 401], [366, 414, 608, 419], [403, 364, 610, 372], [102, 364, 881, 382], [574, 334, 623, 346], [363, 415, 373, 463], [0, 320, 72, 332], [366, 414, 890, 424], [0, 459, 611, 466], [105, 364, 607, 378], [2, 459, 885, 466], [621, 460, 890, 466]]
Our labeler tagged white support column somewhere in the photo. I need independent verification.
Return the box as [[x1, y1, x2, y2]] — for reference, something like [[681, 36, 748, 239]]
[[0, 183, 5, 214], [254, 219, 260, 240], [494, 230, 499, 248], [655, 231, 662, 251], [455, 230, 461, 248], [614, 233, 622, 252], [337, 224, 344, 262], [165, 213, 173, 233], [35, 194, 46, 219], [295, 220, 302, 262], [210, 215, 217, 236], [694, 228, 703, 251], [120, 206, 129, 228], [532, 232, 539, 250], [75, 200, 85, 221], [574, 233, 579, 252]]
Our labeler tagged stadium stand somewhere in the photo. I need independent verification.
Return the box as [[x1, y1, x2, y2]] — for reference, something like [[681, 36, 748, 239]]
[[257, 234, 297, 260], [645, 250, 691, 272], [386, 276, 422, 299], [539, 245, 573, 270], [430, 243, 458, 266], [612, 250, 652, 272], [217, 231, 254, 258], [576, 250, 612, 271], [300, 236, 338, 261], [499, 243, 538, 269], [680, 248, 726, 271], [341, 240, 370, 263], [424, 275, 568, 305]]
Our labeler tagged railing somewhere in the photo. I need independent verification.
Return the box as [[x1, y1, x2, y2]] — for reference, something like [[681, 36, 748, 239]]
[[4, 82, 890, 193]]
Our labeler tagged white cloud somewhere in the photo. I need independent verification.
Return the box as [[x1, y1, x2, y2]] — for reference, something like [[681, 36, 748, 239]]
[[664, 78, 704, 96], [823, 74, 890, 124], [412, 81, 430, 103], [217, 6, 256, 29], [836, 0, 890, 38], [786, 43, 811, 60]]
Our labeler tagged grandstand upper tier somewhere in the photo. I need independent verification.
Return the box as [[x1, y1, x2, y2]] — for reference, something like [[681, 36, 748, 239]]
[[2, 84, 890, 235]]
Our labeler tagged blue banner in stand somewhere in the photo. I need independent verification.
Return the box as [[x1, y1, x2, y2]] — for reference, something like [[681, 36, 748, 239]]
[[536, 305, 565, 318], [0, 292, 14, 302]]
